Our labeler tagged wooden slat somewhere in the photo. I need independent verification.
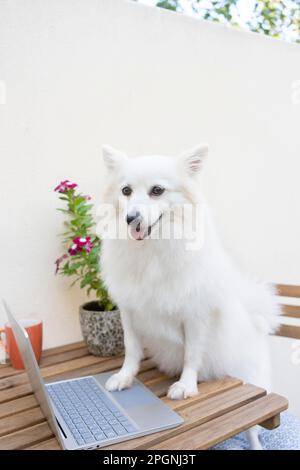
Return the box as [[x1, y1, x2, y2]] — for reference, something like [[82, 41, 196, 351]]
[[136, 368, 164, 384], [0, 383, 32, 404], [149, 393, 288, 450], [39, 345, 89, 367], [26, 437, 60, 450], [104, 383, 262, 450], [276, 284, 300, 298], [0, 346, 89, 380], [0, 394, 37, 419], [276, 324, 300, 339], [42, 341, 85, 357], [0, 407, 44, 437], [281, 304, 300, 318], [147, 378, 174, 397], [0, 422, 52, 450]]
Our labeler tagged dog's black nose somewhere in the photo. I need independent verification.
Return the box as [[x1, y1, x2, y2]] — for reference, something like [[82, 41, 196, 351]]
[[126, 211, 140, 225]]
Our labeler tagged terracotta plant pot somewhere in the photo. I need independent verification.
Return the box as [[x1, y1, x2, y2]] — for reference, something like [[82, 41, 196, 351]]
[[79, 302, 124, 357]]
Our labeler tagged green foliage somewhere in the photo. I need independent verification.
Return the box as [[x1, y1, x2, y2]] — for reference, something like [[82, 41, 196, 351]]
[[153, 0, 300, 43], [55, 186, 114, 311], [156, 0, 180, 11], [249, 0, 300, 40]]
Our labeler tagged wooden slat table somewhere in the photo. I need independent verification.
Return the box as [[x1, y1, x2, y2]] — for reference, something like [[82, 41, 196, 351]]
[[0, 342, 288, 450]]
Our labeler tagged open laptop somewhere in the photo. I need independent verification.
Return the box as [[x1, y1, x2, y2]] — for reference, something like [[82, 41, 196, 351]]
[[2, 300, 183, 450]]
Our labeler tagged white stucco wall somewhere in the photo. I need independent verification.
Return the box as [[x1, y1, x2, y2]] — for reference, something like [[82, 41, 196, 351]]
[[0, 0, 299, 415]]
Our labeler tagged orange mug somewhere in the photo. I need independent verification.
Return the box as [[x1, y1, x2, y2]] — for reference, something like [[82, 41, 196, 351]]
[[0, 319, 43, 369]]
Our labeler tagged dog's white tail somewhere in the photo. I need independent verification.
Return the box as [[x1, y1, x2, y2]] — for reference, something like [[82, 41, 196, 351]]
[[250, 281, 282, 335]]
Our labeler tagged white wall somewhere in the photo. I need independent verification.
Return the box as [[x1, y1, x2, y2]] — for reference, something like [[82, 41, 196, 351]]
[[1, 0, 300, 415]]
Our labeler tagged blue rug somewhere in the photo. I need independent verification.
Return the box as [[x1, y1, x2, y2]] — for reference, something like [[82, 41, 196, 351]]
[[211, 412, 300, 450]]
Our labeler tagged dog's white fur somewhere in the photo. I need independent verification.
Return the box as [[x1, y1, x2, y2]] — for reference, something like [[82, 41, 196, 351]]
[[98, 145, 281, 449]]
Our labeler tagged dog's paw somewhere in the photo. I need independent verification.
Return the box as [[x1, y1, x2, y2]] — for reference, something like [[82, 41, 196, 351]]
[[105, 372, 134, 392], [167, 381, 198, 400]]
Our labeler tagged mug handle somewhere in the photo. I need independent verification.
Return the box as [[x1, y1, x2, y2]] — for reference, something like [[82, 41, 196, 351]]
[[0, 327, 6, 349]]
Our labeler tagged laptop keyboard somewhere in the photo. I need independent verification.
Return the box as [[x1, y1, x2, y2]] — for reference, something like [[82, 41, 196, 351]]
[[46, 377, 137, 446]]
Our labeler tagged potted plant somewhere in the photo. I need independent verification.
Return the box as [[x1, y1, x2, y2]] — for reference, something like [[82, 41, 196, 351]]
[[54, 180, 124, 356]]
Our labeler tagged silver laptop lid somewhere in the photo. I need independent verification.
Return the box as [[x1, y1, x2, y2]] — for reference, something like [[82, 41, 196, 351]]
[[2, 300, 64, 448]]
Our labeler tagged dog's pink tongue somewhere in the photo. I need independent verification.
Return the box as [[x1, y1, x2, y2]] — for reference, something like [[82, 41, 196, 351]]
[[130, 225, 146, 241]]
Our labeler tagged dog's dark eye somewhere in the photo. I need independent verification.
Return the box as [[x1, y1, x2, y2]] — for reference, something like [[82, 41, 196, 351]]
[[122, 186, 132, 196], [150, 186, 165, 196]]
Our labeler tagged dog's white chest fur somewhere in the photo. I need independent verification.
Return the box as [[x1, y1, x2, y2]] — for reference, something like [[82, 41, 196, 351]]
[[101, 238, 202, 373]]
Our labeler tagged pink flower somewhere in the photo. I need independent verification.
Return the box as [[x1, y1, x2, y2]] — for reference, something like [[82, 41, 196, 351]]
[[68, 244, 81, 256], [68, 236, 93, 256], [55, 253, 68, 274], [54, 180, 78, 193], [84, 238, 93, 253], [74, 236, 93, 253], [83, 195, 91, 201]]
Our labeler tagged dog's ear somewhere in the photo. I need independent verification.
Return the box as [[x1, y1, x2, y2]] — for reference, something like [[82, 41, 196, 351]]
[[179, 144, 209, 176], [102, 145, 127, 171]]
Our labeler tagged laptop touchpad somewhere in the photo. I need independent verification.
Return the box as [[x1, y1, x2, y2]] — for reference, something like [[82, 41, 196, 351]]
[[110, 382, 158, 408]]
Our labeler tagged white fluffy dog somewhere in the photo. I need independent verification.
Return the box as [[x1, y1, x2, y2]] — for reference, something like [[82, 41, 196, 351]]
[[98, 144, 281, 449]]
